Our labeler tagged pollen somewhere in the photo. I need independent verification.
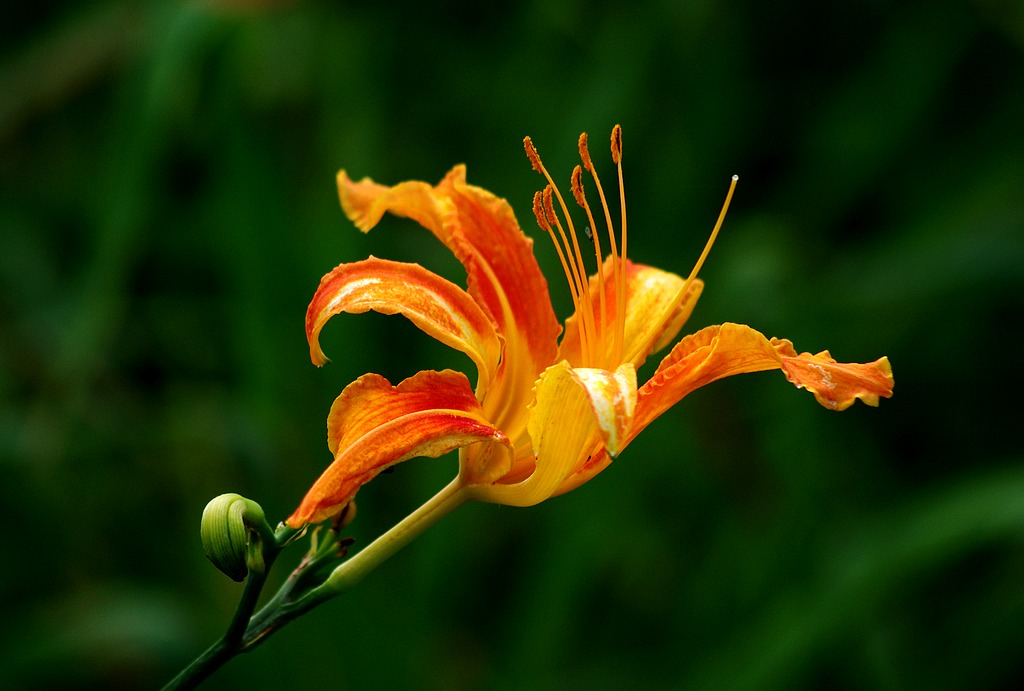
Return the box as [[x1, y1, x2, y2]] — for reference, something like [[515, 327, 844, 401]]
[[524, 136, 543, 173], [571, 166, 586, 208], [541, 186, 558, 229], [532, 191, 550, 231], [578, 132, 593, 172]]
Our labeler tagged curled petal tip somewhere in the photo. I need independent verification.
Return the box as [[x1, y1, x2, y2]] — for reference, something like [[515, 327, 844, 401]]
[[781, 352, 894, 411]]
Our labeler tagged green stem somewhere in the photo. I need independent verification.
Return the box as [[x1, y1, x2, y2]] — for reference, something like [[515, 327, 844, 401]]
[[161, 639, 232, 691], [164, 479, 470, 689], [241, 477, 470, 645], [223, 566, 268, 645], [163, 537, 285, 690], [323, 476, 469, 593]]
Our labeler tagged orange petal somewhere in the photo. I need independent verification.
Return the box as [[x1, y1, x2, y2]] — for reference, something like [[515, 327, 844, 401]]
[[337, 174, 445, 235], [306, 257, 502, 395], [560, 259, 703, 369], [287, 370, 512, 526], [779, 350, 894, 411], [633, 323, 895, 438], [338, 167, 562, 427]]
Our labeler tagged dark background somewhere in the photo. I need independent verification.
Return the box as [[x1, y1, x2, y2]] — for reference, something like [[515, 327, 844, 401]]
[[2, 1, 1022, 689]]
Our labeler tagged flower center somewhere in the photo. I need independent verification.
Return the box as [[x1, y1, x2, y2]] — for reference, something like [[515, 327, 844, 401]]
[[524, 126, 738, 370]]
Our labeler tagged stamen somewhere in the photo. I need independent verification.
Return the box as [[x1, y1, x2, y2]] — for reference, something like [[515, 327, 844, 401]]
[[558, 189, 600, 365], [578, 132, 593, 172], [572, 163, 606, 358], [524, 136, 543, 173], [612, 124, 627, 364], [570, 165, 586, 207], [582, 129, 624, 366], [525, 136, 601, 364], [538, 187, 589, 359], [541, 186, 558, 228], [527, 127, 730, 372], [532, 191, 550, 231]]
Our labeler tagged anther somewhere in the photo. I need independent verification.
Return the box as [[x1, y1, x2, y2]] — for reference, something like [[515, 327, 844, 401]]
[[532, 191, 550, 231], [610, 124, 622, 164], [571, 165, 586, 207], [578, 132, 593, 171], [524, 136, 543, 173], [542, 185, 558, 227]]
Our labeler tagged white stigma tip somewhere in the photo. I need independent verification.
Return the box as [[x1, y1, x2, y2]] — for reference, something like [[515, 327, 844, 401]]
[[732, 174, 739, 181]]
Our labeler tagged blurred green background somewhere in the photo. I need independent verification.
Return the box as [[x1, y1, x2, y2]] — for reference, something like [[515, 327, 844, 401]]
[[2, 0, 1023, 689]]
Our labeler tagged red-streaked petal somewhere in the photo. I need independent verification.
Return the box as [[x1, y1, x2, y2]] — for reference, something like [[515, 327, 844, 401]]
[[306, 257, 502, 394], [337, 167, 562, 429], [633, 323, 895, 438], [337, 167, 560, 366], [287, 370, 512, 526], [559, 259, 703, 369]]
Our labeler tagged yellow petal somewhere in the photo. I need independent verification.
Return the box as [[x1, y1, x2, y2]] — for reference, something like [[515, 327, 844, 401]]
[[306, 257, 502, 395], [566, 363, 637, 456], [465, 362, 594, 506], [287, 370, 512, 527], [465, 361, 636, 506]]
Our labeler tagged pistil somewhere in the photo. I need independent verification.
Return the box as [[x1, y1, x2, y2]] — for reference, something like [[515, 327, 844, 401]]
[[673, 175, 739, 310]]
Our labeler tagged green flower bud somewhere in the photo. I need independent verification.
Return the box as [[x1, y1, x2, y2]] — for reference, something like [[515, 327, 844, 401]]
[[201, 493, 271, 582]]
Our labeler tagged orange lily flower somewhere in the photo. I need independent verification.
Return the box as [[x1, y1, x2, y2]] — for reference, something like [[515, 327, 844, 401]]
[[287, 126, 893, 527]]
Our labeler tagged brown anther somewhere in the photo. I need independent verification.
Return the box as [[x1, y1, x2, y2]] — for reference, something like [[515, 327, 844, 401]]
[[610, 124, 622, 164], [532, 190, 550, 231], [571, 165, 586, 207], [578, 132, 593, 171], [542, 185, 558, 227], [524, 136, 543, 173]]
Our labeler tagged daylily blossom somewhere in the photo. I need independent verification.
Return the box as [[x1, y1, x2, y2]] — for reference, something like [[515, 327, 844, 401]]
[[287, 126, 893, 527]]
